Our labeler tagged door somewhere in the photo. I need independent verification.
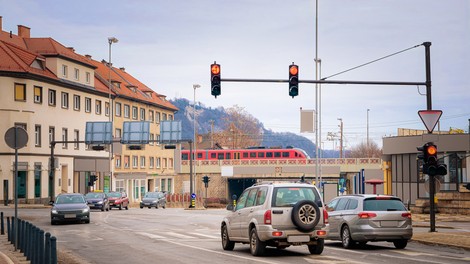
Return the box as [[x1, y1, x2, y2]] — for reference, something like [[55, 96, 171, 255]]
[[17, 171, 27, 199]]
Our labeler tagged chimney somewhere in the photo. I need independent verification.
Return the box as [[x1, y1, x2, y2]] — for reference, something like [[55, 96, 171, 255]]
[[85, 54, 92, 59], [0, 16, 3, 31], [67, 47, 75, 52], [18, 25, 31, 38], [119, 67, 125, 72]]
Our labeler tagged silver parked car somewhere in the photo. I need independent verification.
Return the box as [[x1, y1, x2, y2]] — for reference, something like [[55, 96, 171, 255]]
[[326, 194, 412, 249], [221, 182, 328, 256]]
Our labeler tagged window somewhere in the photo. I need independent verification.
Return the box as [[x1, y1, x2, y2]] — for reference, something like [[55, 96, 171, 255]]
[[149, 157, 154, 168], [162, 113, 167, 121], [61, 92, 69, 108], [62, 128, 68, 149], [86, 72, 91, 84], [74, 68, 79, 80], [115, 128, 122, 139], [335, 198, 349, 211], [105, 102, 110, 116], [163, 158, 167, 168], [124, 104, 130, 118], [156, 135, 160, 145], [115, 155, 121, 168], [95, 100, 102, 115], [48, 89, 56, 106], [140, 108, 146, 121], [74, 130, 79, 149], [115, 180, 124, 192], [149, 134, 154, 145], [34, 86, 42, 104], [169, 158, 173, 169], [73, 95, 80, 110], [35, 125, 41, 147], [124, 156, 130, 168], [62, 65, 68, 77], [161, 179, 166, 192], [156, 157, 161, 168], [167, 179, 172, 193], [235, 190, 250, 211], [245, 188, 258, 208], [14, 83, 26, 101], [255, 187, 268, 206], [49, 127, 55, 145], [132, 156, 138, 168], [85, 98, 91, 113], [168, 114, 173, 120], [155, 112, 160, 123], [149, 111, 154, 122], [140, 156, 146, 168], [34, 164, 41, 198], [116, 103, 122, 117], [132, 106, 138, 120], [346, 199, 358, 210]]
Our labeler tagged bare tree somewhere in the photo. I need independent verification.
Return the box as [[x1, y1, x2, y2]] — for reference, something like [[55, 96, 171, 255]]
[[348, 141, 382, 158]]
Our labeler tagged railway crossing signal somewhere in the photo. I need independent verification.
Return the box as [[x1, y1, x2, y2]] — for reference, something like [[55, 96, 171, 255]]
[[289, 64, 299, 98], [211, 63, 221, 97]]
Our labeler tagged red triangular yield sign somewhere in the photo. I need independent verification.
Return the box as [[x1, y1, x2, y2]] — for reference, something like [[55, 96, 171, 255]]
[[418, 110, 442, 133]]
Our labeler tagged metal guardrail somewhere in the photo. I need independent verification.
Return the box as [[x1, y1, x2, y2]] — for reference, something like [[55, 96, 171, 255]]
[[1, 212, 57, 264]]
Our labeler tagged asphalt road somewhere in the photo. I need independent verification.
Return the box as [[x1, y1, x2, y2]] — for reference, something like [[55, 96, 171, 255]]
[[5, 208, 470, 264]]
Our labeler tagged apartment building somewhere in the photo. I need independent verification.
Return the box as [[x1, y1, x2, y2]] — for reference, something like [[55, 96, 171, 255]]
[[0, 17, 178, 204]]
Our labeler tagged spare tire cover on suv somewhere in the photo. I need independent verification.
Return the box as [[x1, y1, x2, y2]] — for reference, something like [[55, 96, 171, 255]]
[[291, 200, 321, 232]]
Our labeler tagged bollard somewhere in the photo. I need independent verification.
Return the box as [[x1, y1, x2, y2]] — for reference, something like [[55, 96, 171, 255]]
[[11, 216, 15, 247], [1, 212, 4, 235], [7, 217, 10, 242], [32, 226, 38, 264], [18, 219, 23, 252], [38, 229, 44, 264], [35, 227, 42, 264], [44, 232, 51, 264], [51, 236, 57, 264], [25, 222, 31, 261]]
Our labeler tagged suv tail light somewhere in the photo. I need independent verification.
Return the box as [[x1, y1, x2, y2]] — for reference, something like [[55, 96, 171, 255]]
[[401, 212, 412, 219], [358, 212, 377, 219], [264, 210, 272, 224], [323, 209, 329, 224]]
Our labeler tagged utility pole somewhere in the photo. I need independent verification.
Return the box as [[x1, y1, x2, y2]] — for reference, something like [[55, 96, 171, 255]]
[[338, 118, 343, 158]]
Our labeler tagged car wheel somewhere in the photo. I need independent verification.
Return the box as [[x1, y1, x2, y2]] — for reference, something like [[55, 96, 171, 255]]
[[125, 204, 129, 210], [109, 207, 112, 210], [101, 206, 105, 212], [106, 204, 109, 211], [85, 219, 90, 224], [221, 224, 235, 251], [291, 200, 320, 232], [140, 206, 143, 209], [156, 204, 159, 209], [51, 220, 56, 225], [119, 204, 122, 210], [249, 228, 266, 256], [308, 238, 324, 254], [341, 225, 354, 249], [393, 239, 408, 249]]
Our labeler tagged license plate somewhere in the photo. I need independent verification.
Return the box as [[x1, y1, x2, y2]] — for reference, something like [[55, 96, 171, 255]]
[[64, 214, 76, 218], [287, 235, 310, 243], [144, 203, 150, 205], [381, 221, 398, 227]]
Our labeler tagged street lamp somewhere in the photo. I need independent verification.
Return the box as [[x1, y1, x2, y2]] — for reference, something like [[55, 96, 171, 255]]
[[338, 118, 343, 158], [108, 37, 118, 192], [193, 84, 200, 196], [367, 108, 370, 150]]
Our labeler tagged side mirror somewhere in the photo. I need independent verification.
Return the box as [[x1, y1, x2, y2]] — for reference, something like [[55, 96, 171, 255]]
[[226, 204, 234, 211]]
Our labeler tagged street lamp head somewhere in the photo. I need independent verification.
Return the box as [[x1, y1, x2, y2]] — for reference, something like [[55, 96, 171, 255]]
[[193, 84, 201, 89], [108, 37, 119, 44]]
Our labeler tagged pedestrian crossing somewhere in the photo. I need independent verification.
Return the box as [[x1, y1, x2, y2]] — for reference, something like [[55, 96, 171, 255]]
[[135, 230, 220, 241]]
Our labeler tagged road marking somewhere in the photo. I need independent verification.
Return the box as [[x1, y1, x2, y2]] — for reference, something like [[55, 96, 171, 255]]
[[305, 256, 363, 264], [136, 232, 166, 239], [164, 231, 196, 239], [189, 232, 220, 239], [377, 253, 450, 264]]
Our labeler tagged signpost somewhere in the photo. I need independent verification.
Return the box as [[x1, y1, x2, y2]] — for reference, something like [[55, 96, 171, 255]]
[[418, 110, 442, 134], [4, 126, 28, 251]]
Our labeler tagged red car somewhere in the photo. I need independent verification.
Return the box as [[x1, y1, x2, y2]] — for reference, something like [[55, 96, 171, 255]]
[[108, 191, 129, 210]]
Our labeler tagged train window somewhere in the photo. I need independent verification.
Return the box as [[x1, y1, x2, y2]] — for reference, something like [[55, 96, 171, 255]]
[[250, 152, 256, 158], [266, 152, 273, 158], [274, 152, 281, 158], [226, 153, 231, 159], [182, 153, 189, 160], [258, 152, 265, 158], [243, 153, 249, 158], [218, 153, 224, 160], [282, 152, 289, 157], [197, 153, 203, 159], [211, 153, 216, 159]]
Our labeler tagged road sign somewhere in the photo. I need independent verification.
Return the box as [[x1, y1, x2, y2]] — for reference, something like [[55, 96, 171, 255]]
[[4, 127, 28, 149], [418, 110, 442, 133]]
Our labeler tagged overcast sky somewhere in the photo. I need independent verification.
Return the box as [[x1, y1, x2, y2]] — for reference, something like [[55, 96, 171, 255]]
[[2, 0, 469, 150]]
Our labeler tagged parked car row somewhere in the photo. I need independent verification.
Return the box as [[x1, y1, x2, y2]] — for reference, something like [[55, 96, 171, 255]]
[[221, 181, 413, 257]]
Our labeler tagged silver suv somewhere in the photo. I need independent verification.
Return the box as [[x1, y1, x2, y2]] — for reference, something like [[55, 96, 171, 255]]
[[221, 182, 328, 256]]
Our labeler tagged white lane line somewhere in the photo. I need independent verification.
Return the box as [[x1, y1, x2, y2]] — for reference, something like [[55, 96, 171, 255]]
[[164, 232, 196, 239], [136, 232, 166, 239], [189, 232, 220, 239]]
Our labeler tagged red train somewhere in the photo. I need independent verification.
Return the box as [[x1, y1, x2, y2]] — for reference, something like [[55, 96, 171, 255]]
[[181, 147, 310, 161]]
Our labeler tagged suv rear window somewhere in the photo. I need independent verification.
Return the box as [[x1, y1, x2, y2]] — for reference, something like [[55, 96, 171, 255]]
[[272, 187, 322, 207], [363, 198, 406, 211]]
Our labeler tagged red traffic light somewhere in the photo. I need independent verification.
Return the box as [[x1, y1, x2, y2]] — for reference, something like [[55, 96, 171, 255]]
[[211, 64, 220, 75], [426, 145, 437, 156], [289, 65, 298, 75]]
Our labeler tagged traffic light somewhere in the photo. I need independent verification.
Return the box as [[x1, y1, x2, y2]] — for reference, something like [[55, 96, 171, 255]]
[[202, 175, 210, 188], [211, 62, 221, 98], [417, 142, 447, 176], [289, 64, 299, 98], [88, 175, 97, 186]]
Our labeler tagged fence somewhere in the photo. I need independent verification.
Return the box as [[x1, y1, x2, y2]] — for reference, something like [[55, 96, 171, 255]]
[[1, 212, 57, 264]]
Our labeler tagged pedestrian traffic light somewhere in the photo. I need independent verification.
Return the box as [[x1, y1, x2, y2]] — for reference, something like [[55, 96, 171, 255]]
[[211, 62, 221, 98], [289, 64, 299, 98]]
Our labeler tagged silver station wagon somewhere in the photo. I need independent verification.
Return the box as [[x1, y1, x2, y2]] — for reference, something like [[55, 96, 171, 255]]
[[221, 182, 328, 256], [326, 194, 413, 249]]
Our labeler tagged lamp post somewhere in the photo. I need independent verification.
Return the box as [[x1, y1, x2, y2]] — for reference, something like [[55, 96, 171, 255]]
[[367, 108, 370, 150], [108, 37, 118, 191], [338, 118, 343, 158], [193, 84, 200, 196]]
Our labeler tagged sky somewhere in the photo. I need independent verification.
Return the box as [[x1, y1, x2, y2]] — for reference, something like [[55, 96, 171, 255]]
[[1, 0, 469, 151]]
